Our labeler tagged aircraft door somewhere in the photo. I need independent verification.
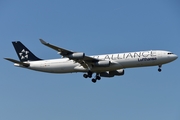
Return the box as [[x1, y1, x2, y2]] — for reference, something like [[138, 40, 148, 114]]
[[40, 61, 50, 67]]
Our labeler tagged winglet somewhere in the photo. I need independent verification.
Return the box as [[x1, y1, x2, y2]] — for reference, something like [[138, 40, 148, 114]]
[[39, 39, 48, 45], [4, 58, 30, 67], [39, 39, 70, 53]]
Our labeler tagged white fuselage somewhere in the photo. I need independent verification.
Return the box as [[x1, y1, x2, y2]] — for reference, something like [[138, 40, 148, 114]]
[[15, 50, 178, 73]]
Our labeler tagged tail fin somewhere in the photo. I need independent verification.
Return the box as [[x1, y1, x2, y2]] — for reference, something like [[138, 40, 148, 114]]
[[12, 41, 42, 62]]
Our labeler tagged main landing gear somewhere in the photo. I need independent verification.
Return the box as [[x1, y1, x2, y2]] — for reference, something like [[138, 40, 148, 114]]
[[83, 71, 101, 83], [92, 75, 101, 83], [83, 71, 92, 78], [158, 65, 162, 72]]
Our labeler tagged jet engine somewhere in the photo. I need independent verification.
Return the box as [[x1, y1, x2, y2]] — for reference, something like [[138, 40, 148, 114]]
[[67, 52, 85, 59], [100, 69, 125, 77], [94, 61, 111, 67]]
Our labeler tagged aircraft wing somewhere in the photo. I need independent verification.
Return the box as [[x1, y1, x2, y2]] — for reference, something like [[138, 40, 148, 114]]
[[39, 39, 102, 68], [40, 39, 74, 55]]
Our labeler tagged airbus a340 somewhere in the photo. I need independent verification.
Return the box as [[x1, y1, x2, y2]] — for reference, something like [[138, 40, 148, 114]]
[[5, 39, 178, 83]]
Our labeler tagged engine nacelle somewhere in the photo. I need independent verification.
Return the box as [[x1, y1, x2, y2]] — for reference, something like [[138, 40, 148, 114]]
[[94, 61, 111, 67], [67, 52, 85, 59], [109, 69, 124, 76], [100, 69, 125, 77]]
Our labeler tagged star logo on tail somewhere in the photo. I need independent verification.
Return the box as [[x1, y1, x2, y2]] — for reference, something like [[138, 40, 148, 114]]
[[19, 49, 29, 60]]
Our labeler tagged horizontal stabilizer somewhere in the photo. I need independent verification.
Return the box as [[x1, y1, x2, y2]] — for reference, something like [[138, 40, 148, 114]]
[[4, 58, 30, 67]]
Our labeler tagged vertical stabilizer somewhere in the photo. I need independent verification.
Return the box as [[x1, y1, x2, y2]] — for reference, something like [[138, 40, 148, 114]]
[[12, 41, 42, 62]]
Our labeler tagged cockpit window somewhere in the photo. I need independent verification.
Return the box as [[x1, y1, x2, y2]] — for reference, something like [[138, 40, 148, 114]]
[[168, 53, 173, 55]]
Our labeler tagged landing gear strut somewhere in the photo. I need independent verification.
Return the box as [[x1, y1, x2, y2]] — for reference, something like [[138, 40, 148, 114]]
[[95, 75, 101, 80], [158, 65, 162, 72]]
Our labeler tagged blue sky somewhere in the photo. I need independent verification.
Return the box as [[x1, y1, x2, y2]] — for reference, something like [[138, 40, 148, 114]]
[[0, 0, 180, 120]]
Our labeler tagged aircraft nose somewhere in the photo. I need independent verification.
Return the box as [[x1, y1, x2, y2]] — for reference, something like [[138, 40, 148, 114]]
[[172, 54, 178, 60], [174, 54, 178, 60]]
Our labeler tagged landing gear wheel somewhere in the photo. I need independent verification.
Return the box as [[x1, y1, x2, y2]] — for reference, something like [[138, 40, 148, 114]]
[[96, 76, 101, 80], [92, 78, 96, 83], [83, 74, 88, 78], [158, 65, 162, 72], [83, 71, 93, 78], [158, 68, 162, 72]]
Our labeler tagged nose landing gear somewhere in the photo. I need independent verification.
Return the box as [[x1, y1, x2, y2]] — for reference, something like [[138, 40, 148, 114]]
[[158, 65, 162, 72]]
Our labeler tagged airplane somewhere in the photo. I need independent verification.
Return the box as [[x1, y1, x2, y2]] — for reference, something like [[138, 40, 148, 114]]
[[5, 39, 178, 83]]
